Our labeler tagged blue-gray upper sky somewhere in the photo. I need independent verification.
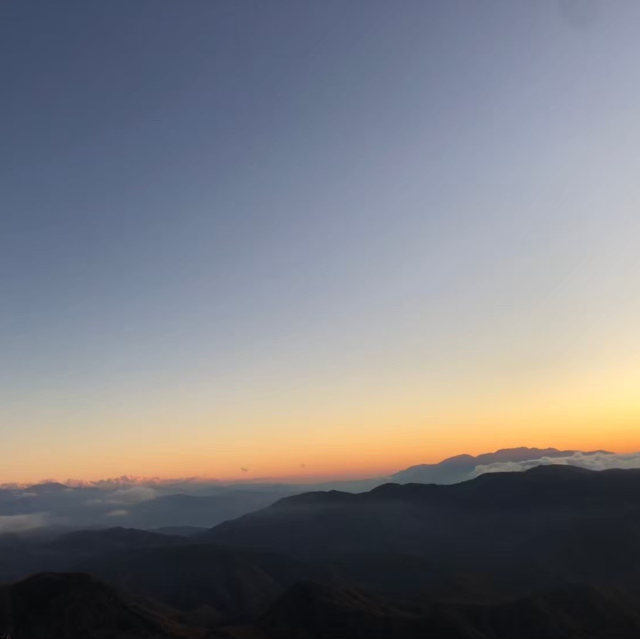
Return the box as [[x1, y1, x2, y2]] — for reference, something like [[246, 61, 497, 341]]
[[1, 1, 639, 482]]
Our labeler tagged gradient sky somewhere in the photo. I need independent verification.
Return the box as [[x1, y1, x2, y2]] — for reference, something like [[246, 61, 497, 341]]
[[1, 0, 639, 483]]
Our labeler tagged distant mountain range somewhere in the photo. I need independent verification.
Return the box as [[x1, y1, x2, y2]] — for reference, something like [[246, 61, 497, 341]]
[[0, 447, 618, 535], [391, 446, 610, 484], [1, 464, 640, 636], [0, 448, 624, 535], [203, 464, 640, 563]]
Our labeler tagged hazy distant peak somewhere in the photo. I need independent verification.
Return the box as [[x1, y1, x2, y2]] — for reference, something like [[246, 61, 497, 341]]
[[391, 446, 610, 485], [25, 481, 70, 494], [438, 453, 476, 466]]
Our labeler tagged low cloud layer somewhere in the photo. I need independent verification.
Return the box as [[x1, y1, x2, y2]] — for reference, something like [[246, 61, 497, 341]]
[[473, 452, 640, 477], [64, 475, 220, 490]]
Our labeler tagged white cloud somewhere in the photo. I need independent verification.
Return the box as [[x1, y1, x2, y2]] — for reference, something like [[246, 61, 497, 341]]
[[105, 509, 128, 517], [65, 475, 220, 490], [473, 452, 640, 477], [0, 513, 48, 533]]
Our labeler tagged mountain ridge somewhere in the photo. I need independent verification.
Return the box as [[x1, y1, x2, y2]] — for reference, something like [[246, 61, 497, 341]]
[[392, 446, 612, 484]]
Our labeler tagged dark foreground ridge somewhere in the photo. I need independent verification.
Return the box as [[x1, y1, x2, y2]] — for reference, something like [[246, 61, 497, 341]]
[[0, 572, 196, 638]]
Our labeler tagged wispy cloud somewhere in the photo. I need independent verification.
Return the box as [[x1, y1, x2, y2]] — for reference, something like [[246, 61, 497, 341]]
[[65, 475, 220, 489], [105, 509, 128, 517], [473, 452, 640, 477]]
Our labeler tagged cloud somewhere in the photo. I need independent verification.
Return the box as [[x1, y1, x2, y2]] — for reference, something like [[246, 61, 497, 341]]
[[107, 486, 157, 505], [65, 475, 221, 490], [473, 452, 640, 477], [105, 509, 128, 517], [0, 513, 48, 533]]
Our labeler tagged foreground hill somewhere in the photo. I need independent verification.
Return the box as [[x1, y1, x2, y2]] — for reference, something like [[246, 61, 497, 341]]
[[0, 572, 197, 638], [79, 543, 316, 623], [6, 570, 640, 639], [257, 581, 640, 639]]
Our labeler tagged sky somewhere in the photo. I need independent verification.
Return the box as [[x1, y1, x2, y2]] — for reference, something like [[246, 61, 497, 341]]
[[1, 0, 639, 483]]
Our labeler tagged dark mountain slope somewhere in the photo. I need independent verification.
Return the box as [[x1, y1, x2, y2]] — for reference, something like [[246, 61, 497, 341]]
[[430, 585, 640, 639], [0, 527, 190, 584], [49, 527, 189, 555], [204, 466, 640, 561], [257, 581, 640, 639], [201, 466, 640, 602], [0, 572, 197, 639], [151, 526, 208, 537], [78, 544, 317, 623], [260, 581, 425, 639]]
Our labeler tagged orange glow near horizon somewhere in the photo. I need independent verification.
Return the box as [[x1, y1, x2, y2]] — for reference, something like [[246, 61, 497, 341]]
[[3, 326, 639, 485], [4, 408, 639, 485]]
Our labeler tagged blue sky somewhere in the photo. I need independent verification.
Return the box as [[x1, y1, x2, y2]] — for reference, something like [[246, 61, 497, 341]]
[[1, 1, 639, 481]]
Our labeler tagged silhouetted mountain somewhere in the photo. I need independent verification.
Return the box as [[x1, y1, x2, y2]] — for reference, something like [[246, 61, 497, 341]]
[[79, 544, 315, 624], [257, 581, 640, 638], [49, 527, 189, 555], [391, 446, 609, 484], [1, 466, 640, 637], [0, 528, 191, 585], [151, 526, 208, 537], [429, 584, 640, 639], [260, 581, 421, 638], [203, 466, 640, 595], [125, 491, 285, 529], [1, 448, 622, 536], [25, 482, 70, 495], [0, 572, 195, 638]]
